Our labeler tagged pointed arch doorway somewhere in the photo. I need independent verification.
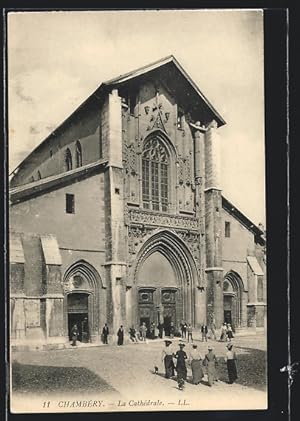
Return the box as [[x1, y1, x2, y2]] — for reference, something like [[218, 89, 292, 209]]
[[63, 260, 103, 343], [132, 230, 198, 334], [223, 271, 243, 329]]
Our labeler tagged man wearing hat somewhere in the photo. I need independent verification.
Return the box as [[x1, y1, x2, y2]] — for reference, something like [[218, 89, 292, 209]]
[[174, 343, 188, 389], [161, 339, 175, 378], [203, 345, 218, 386]]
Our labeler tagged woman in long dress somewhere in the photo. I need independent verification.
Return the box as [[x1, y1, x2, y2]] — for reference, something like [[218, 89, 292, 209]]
[[189, 344, 204, 385], [203, 346, 218, 386], [161, 340, 175, 378], [225, 343, 238, 383], [174, 343, 188, 389], [117, 325, 124, 345]]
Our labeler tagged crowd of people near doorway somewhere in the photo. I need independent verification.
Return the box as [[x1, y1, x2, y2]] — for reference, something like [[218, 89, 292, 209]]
[[69, 319, 235, 347], [157, 340, 238, 390], [69, 318, 238, 388]]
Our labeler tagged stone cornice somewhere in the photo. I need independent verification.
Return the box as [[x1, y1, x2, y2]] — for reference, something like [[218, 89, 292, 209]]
[[10, 159, 108, 204]]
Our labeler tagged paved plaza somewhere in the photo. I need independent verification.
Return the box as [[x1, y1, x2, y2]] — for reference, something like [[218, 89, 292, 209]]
[[11, 332, 267, 413]]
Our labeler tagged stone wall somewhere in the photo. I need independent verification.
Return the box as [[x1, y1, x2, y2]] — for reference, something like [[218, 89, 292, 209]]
[[11, 99, 103, 187]]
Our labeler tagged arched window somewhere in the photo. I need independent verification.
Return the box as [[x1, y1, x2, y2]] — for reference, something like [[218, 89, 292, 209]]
[[75, 141, 82, 167], [65, 148, 72, 171], [142, 136, 169, 212]]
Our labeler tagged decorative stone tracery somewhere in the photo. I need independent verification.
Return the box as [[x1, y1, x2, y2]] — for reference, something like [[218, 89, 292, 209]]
[[123, 142, 137, 175], [128, 208, 199, 230]]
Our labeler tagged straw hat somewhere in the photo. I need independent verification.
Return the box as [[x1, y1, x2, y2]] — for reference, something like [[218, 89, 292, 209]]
[[208, 345, 213, 350]]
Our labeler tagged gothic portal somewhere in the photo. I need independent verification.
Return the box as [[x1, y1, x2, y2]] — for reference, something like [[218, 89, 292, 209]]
[[131, 230, 199, 332]]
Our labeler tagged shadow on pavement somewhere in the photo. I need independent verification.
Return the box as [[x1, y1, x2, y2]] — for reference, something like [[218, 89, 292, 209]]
[[215, 345, 267, 391], [12, 361, 119, 395]]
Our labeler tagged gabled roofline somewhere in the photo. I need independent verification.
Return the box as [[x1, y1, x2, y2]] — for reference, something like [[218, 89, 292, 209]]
[[103, 55, 226, 127], [10, 55, 225, 178], [222, 195, 265, 245]]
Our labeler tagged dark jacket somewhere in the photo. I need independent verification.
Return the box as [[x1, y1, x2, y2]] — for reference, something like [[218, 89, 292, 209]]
[[102, 326, 109, 335]]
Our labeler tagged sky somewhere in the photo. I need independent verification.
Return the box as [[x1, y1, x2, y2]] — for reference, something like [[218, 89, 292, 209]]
[[7, 9, 265, 226]]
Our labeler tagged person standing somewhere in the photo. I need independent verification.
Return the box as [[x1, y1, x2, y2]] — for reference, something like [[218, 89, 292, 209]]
[[220, 323, 227, 341], [129, 326, 138, 343], [180, 321, 186, 339], [225, 343, 238, 384], [203, 345, 218, 386], [226, 324, 234, 341], [140, 322, 147, 341], [102, 323, 109, 344], [187, 324, 193, 343], [201, 324, 208, 342], [189, 344, 204, 385], [150, 322, 156, 339], [71, 324, 79, 346], [174, 343, 188, 389], [117, 325, 124, 345], [161, 340, 175, 378]]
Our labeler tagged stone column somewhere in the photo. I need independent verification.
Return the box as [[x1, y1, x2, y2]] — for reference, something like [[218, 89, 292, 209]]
[[125, 286, 133, 327], [191, 122, 207, 327], [204, 120, 224, 329], [104, 88, 127, 337], [194, 287, 206, 328]]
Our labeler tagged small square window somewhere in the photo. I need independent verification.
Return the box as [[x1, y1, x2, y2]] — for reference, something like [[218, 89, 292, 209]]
[[66, 194, 75, 214], [115, 188, 120, 195], [225, 221, 230, 238]]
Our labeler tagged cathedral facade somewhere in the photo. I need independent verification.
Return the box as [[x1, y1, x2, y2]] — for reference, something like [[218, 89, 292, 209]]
[[9, 56, 266, 348]]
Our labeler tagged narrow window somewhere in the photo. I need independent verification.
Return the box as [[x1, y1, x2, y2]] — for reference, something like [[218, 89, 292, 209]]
[[142, 136, 169, 212], [50, 149, 53, 157], [66, 194, 75, 214], [225, 221, 231, 238], [37, 170, 42, 180], [75, 141, 82, 167], [65, 148, 72, 171]]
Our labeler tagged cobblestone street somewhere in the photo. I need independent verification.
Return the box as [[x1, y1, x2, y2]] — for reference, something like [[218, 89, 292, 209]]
[[11, 332, 267, 412]]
